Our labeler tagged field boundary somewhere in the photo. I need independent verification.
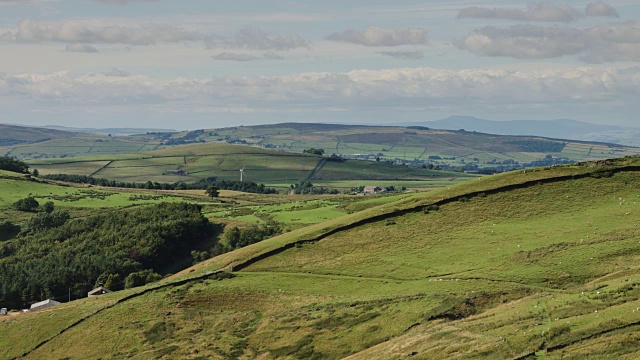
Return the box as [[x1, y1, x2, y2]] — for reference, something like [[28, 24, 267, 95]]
[[307, 158, 327, 180]]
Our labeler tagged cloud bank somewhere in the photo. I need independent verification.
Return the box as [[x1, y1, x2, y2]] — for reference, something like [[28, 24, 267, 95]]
[[457, 1, 619, 22], [457, 2, 582, 22], [0, 20, 201, 45], [327, 26, 427, 46], [2, 67, 637, 111], [456, 21, 640, 63], [378, 50, 424, 59], [585, 1, 619, 17]]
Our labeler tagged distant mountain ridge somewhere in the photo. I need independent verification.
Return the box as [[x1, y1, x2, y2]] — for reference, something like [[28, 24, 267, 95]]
[[39, 125, 177, 136], [407, 116, 640, 147]]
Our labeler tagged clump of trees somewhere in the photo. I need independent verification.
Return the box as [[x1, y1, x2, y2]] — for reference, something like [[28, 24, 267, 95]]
[[40, 174, 278, 194], [0, 156, 29, 174], [303, 148, 325, 156], [0, 202, 213, 309], [12, 197, 39, 212], [506, 140, 566, 153], [291, 181, 338, 195], [0, 221, 20, 241], [222, 223, 281, 251]]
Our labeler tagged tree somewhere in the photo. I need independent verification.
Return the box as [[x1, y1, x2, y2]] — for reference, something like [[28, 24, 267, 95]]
[[0, 156, 29, 173], [32, 169, 39, 177], [13, 197, 39, 212], [104, 274, 124, 291], [124, 272, 145, 289], [24, 210, 70, 233], [43, 201, 55, 213], [0, 221, 20, 241], [206, 186, 219, 199], [303, 148, 325, 156]]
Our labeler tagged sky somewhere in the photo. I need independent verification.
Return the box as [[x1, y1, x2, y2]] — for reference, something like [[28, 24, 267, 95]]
[[0, 0, 639, 130]]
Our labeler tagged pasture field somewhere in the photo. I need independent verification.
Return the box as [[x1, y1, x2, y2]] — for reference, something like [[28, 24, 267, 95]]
[[26, 143, 468, 186], [5, 156, 640, 358], [2, 135, 161, 160], [204, 123, 640, 169]]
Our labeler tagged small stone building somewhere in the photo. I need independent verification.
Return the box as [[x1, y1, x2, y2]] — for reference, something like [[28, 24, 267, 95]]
[[29, 299, 61, 312], [87, 286, 111, 297]]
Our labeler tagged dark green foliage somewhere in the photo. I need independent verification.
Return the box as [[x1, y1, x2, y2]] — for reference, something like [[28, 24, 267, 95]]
[[0, 202, 211, 309], [125, 270, 161, 289], [104, 274, 124, 291], [224, 224, 281, 251], [40, 174, 278, 194], [32, 169, 39, 177], [23, 210, 70, 233], [0, 156, 29, 173], [206, 186, 219, 198], [292, 180, 338, 195], [43, 201, 55, 213], [12, 197, 39, 212], [0, 221, 20, 241], [506, 140, 566, 153], [303, 148, 325, 156]]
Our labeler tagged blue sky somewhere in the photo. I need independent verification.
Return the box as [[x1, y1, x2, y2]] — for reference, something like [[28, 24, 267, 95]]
[[0, 0, 639, 130]]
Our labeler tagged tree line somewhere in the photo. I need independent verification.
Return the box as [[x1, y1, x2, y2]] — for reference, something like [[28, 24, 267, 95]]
[[0, 156, 29, 174], [40, 174, 277, 194], [0, 202, 214, 309]]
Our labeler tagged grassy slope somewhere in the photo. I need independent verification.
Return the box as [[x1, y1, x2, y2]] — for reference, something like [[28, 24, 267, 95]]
[[3, 157, 640, 359], [207, 123, 640, 164]]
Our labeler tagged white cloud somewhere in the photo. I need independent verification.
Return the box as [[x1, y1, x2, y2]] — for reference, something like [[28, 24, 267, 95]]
[[457, 2, 582, 22], [586, 1, 619, 17], [231, 25, 308, 51], [65, 44, 98, 53], [378, 50, 424, 59], [326, 26, 427, 46], [456, 21, 640, 63], [2, 66, 638, 112], [0, 19, 201, 45]]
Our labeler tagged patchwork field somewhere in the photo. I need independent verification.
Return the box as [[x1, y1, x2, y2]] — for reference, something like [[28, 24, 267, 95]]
[[27, 143, 468, 186]]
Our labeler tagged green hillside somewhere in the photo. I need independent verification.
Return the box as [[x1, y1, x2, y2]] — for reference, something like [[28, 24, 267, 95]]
[[3, 157, 640, 359], [199, 123, 640, 170], [0, 124, 74, 146], [5, 123, 640, 175], [26, 143, 468, 188], [0, 124, 161, 160]]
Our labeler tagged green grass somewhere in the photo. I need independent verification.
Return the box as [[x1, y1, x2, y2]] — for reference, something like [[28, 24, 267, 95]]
[[25, 143, 466, 185], [5, 157, 640, 359]]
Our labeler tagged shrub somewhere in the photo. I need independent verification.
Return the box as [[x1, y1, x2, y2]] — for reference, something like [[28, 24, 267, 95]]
[[12, 197, 39, 212]]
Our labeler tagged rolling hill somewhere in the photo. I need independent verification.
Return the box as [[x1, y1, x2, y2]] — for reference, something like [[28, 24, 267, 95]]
[[0, 124, 75, 147], [196, 123, 640, 171], [26, 143, 470, 189], [3, 156, 640, 359], [0, 124, 162, 160], [5, 123, 640, 175]]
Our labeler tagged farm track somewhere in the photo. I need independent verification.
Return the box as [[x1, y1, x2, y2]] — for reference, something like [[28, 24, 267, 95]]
[[14, 164, 640, 358]]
